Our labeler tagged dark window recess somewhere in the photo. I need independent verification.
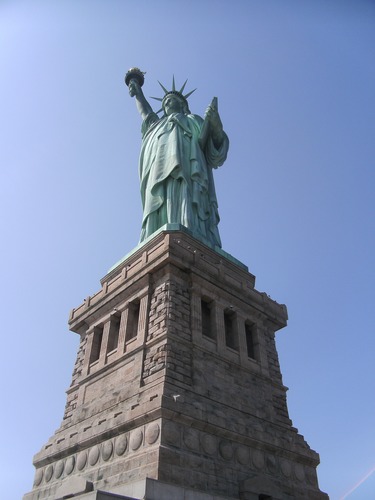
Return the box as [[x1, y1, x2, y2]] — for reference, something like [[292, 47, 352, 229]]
[[90, 325, 103, 363], [245, 322, 256, 359], [201, 299, 214, 339], [107, 315, 120, 352], [224, 310, 238, 350], [126, 301, 140, 341]]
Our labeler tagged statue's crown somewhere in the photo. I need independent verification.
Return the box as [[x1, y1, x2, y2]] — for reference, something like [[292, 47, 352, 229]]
[[151, 76, 196, 114]]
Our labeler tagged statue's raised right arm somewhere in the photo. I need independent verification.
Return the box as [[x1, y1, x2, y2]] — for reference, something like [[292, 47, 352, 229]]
[[128, 79, 153, 121]]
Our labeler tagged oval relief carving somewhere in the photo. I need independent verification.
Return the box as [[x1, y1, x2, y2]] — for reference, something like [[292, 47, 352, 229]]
[[130, 429, 143, 451], [77, 451, 87, 470], [219, 440, 233, 461], [89, 445, 100, 466], [201, 434, 217, 456], [295, 463, 305, 482], [306, 468, 317, 486], [54, 460, 64, 479], [183, 428, 199, 451], [44, 465, 53, 483], [65, 456, 75, 475], [102, 441, 113, 461], [33, 469, 43, 486], [280, 459, 292, 477], [252, 449, 264, 470], [115, 435, 128, 456], [146, 423, 160, 445], [266, 454, 278, 474], [236, 446, 250, 465], [163, 421, 180, 446]]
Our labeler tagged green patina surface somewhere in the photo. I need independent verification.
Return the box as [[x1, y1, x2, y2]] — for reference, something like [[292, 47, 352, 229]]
[[126, 70, 229, 250]]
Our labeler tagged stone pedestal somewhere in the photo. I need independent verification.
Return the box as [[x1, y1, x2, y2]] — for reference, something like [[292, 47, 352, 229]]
[[24, 229, 328, 499]]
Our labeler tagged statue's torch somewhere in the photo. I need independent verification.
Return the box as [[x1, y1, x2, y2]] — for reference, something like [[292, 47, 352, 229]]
[[125, 67, 146, 95]]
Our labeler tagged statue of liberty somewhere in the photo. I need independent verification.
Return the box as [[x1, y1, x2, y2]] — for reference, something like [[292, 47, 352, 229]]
[[126, 68, 229, 248]]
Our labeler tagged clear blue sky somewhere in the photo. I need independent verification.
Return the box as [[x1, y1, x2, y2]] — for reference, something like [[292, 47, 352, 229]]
[[1, 1, 374, 499]]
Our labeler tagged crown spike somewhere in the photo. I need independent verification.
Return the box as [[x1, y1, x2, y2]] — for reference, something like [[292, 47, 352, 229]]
[[179, 79, 188, 94], [172, 75, 176, 91], [150, 96, 164, 102], [158, 81, 169, 94], [184, 88, 197, 99]]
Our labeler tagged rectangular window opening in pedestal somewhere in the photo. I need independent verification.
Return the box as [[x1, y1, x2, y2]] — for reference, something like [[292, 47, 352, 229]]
[[245, 321, 256, 360], [224, 309, 238, 350], [107, 314, 121, 353], [201, 298, 215, 340], [126, 300, 140, 342], [89, 325, 104, 364]]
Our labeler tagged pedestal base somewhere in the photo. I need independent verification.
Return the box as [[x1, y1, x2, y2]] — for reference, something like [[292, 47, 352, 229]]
[[24, 231, 328, 500]]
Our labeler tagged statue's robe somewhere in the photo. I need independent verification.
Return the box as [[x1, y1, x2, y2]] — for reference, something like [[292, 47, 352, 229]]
[[139, 111, 229, 247]]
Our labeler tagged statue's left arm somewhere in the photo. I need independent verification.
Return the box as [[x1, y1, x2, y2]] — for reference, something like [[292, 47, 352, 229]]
[[205, 105, 225, 149], [201, 104, 229, 168]]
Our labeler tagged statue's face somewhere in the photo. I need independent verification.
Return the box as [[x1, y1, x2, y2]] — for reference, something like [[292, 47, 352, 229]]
[[163, 94, 184, 115]]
